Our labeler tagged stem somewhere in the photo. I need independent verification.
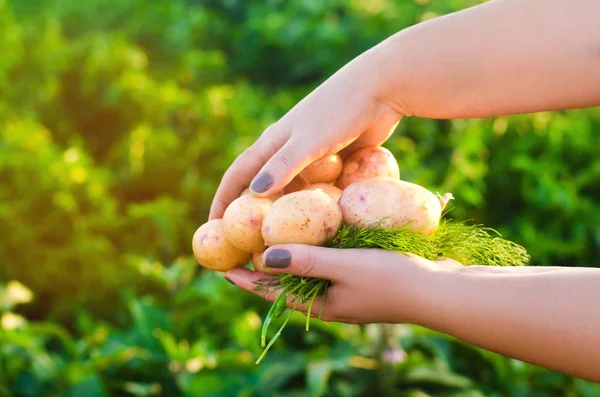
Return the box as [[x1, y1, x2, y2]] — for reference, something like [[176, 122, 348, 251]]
[[260, 293, 281, 347], [305, 282, 323, 331], [375, 324, 397, 394], [319, 285, 328, 320], [255, 300, 300, 365], [261, 281, 304, 347]]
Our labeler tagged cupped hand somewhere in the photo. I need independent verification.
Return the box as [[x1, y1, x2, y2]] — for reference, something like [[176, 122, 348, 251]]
[[208, 52, 401, 220], [225, 244, 462, 325]]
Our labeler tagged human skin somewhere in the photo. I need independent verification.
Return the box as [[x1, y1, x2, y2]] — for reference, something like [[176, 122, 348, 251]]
[[226, 247, 600, 382], [211, 0, 600, 382]]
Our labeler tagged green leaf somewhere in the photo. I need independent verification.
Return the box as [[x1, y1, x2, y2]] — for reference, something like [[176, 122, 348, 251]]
[[306, 360, 331, 397], [179, 372, 254, 397], [128, 297, 171, 348], [63, 375, 107, 397], [253, 353, 306, 395], [399, 365, 474, 389]]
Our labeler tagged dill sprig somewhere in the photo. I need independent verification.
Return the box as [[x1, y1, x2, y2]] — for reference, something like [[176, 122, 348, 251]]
[[253, 219, 529, 364]]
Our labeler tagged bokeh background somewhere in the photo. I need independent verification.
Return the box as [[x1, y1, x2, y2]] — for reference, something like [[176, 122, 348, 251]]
[[1, 0, 599, 396]]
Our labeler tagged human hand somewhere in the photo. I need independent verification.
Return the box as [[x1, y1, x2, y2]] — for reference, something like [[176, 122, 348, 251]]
[[224, 244, 461, 325], [208, 52, 401, 220], [226, 244, 600, 382], [208, 0, 600, 221]]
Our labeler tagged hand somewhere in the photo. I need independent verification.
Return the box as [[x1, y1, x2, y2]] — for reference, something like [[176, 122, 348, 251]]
[[208, 52, 401, 220], [208, 0, 600, 221], [225, 244, 461, 324]]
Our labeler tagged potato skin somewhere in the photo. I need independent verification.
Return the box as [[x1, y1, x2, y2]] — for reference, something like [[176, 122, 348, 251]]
[[339, 178, 442, 235], [223, 195, 272, 252], [336, 146, 400, 189], [303, 183, 342, 202], [192, 219, 252, 271], [300, 154, 343, 183], [262, 190, 342, 246]]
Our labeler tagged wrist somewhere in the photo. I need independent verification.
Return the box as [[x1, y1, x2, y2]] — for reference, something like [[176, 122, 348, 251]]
[[339, 38, 409, 117], [403, 259, 464, 329], [362, 32, 413, 116]]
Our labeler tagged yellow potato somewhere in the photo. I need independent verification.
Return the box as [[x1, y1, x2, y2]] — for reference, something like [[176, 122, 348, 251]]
[[240, 187, 283, 201], [338, 178, 443, 235], [262, 190, 342, 246], [303, 183, 342, 202], [300, 154, 343, 183], [251, 252, 276, 275], [192, 219, 251, 271], [223, 195, 272, 253], [336, 146, 400, 189]]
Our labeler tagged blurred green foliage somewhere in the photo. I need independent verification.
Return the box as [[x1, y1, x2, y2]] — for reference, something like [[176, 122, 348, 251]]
[[1, 0, 599, 395]]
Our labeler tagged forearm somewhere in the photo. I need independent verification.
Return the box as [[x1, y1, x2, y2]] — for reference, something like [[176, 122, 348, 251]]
[[420, 265, 600, 382], [370, 0, 600, 118]]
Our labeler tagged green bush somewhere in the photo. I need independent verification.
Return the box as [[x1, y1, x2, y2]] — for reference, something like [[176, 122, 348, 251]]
[[1, 0, 599, 395]]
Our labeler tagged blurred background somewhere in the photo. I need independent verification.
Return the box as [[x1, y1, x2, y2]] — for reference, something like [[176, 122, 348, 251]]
[[1, 0, 599, 396]]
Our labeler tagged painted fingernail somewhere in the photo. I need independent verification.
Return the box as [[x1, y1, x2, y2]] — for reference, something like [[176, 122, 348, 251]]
[[225, 276, 236, 285], [250, 173, 273, 193], [265, 249, 291, 268]]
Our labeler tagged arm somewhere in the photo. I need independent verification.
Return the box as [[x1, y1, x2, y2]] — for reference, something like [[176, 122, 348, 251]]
[[423, 265, 600, 382], [226, 247, 600, 383], [209, 0, 600, 219], [373, 0, 600, 118], [220, 0, 600, 383]]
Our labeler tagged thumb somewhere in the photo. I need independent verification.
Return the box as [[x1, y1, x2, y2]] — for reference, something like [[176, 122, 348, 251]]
[[260, 244, 364, 281], [249, 139, 324, 197]]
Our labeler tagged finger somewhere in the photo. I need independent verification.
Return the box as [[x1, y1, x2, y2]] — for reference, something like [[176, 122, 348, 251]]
[[225, 267, 330, 316], [259, 244, 368, 282], [338, 114, 401, 161], [208, 126, 288, 220], [248, 137, 326, 197], [225, 268, 280, 300]]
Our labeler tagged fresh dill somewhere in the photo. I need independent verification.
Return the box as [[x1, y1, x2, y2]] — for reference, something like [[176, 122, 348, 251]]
[[253, 219, 529, 364]]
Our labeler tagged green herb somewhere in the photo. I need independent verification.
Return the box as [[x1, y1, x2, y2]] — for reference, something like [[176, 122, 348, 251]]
[[253, 219, 529, 364]]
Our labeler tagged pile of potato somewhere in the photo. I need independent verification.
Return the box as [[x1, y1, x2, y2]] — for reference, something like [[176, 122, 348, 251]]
[[192, 146, 450, 272]]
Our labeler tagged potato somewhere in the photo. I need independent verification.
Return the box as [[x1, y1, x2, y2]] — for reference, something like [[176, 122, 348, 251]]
[[338, 178, 443, 235], [192, 219, 251, 271], [262, 190, 342, 246], [282, 175, 310, 194], [300, 154, 343, 183], [336, 146, 400, 189], [251, 252, 276, 275], [240, 187, 283, 201], [303, 183, 342, 202], [223, 195, 272, 252]]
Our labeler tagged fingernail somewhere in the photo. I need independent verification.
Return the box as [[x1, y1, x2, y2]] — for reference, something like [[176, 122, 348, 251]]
[[225, 276, 236, 285], [265, 249, 291, 268], [250, 173, 273, 193]]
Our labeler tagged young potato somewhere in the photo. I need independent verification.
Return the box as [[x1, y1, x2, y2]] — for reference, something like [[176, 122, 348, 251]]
[[338, 177, 444, 236], [336, 146, 400, 189], [282, 175, 310, 194], [303, 183, 342, 202], [251, 252, 276, 275], [262, 190, 342, 246], [192, 219, 251, 271], [223, 195, 272, 252], [300, 154, 343, 183], [240, 187, 283, 201]]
